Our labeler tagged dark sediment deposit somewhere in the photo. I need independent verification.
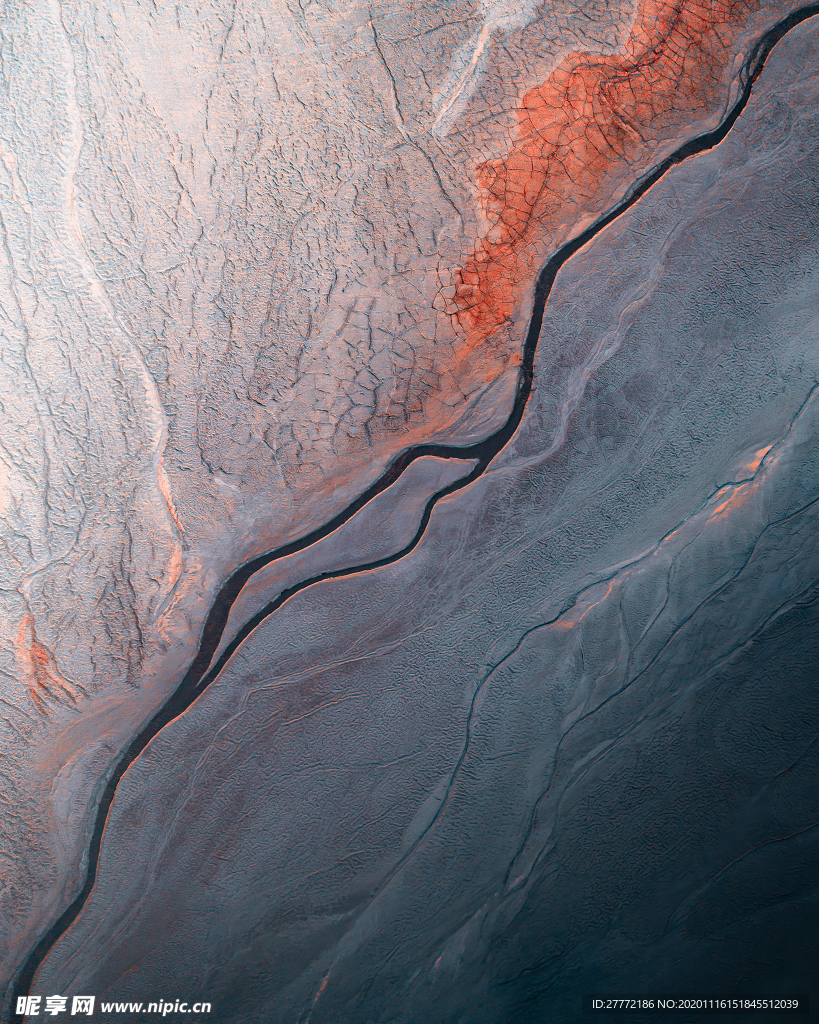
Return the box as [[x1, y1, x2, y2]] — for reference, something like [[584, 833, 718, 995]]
[[5, 3, 819, 1022]]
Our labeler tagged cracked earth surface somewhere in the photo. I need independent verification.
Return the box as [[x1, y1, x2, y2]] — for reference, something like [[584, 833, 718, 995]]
[[2, 0, 819, 1019]]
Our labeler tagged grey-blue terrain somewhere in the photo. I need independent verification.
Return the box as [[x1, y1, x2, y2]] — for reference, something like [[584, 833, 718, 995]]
[[4, 3, 819, 1023]]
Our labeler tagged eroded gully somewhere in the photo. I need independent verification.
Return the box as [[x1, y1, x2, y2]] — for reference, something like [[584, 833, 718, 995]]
[[10, 3, 819, 1011]]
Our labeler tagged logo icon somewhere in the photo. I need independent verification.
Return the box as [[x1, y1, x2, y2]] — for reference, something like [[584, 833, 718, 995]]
[[15, 997, 41, 1017]]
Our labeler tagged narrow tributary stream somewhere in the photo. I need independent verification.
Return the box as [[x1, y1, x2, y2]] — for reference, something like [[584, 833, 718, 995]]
[[11, 3, 819, 1010]]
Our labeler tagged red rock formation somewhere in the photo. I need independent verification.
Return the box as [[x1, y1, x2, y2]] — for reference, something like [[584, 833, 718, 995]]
[[16, 615, 85, 715], [445, 0, 755, 357]]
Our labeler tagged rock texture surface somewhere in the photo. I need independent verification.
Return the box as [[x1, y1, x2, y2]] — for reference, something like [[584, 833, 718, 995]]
[[2, 0, 819, 1020]]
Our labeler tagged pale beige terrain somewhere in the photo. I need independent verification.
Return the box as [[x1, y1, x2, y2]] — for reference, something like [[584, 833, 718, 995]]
[[0, 0, 807, 1006]]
